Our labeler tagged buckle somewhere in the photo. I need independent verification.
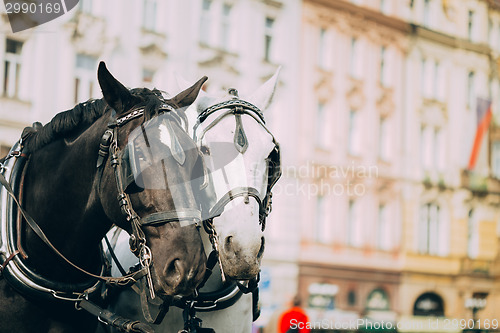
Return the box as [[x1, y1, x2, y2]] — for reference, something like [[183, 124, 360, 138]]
[[8, 151, 21, 158]]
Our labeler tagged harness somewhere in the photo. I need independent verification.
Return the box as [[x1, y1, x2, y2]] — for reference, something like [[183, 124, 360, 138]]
[[171, 90, 281, 332], [103, 91, 281, 331], [90, 90, 282, 332], [0, 104, 203, 333]]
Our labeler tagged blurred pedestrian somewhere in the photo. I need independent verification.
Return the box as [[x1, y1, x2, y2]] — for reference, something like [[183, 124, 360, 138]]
[[278, 296, 310, 333]]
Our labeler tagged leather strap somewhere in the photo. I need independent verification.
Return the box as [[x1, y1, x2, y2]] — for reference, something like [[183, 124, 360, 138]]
[[208, 186, 262, 219], [198, 99, 264, 124], [16, 156, 29, 260], [0, 250, 19, 273], [139, 278, 170, 324], [0, 171, 148, 288], [140, 209, 202, 226], [79, 298, 154, 333]]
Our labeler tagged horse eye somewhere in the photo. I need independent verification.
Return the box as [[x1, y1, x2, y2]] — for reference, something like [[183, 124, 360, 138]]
[[136, 149, 146, 161], [200, 146, 210, 155]]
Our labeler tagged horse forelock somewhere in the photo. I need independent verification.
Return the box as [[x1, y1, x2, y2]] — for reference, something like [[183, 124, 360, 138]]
[[130, 87, 188, 130]]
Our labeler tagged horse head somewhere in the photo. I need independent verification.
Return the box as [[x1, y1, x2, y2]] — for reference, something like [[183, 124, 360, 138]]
[[97, 62, 208, 297], [180, 70, 281, 281]]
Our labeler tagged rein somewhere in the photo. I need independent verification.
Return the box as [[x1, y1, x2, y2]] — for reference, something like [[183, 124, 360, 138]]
[[0, 148, 146, 290], [0, 104, 204, 332]]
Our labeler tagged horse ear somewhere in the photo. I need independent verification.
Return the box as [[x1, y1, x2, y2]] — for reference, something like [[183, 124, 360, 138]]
[[174, 73, 209, 114], [170, 76, 208, 108], [97, 61, 135, 113], [246, 67, 280, 111]]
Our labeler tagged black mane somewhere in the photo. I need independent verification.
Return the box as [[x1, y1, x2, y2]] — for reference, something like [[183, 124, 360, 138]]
[[22, 98, 107, 154], [22, 88, 186, 154]]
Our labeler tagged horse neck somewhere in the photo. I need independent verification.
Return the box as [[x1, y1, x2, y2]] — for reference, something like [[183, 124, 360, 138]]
[[22, 115, 111, 281]]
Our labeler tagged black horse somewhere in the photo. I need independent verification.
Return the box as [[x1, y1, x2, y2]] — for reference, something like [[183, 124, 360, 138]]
[[0, 62, 208, 332]]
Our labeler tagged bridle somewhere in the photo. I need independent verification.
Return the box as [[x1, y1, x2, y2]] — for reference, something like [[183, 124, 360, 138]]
[[163, 90, 282, 332], [97, 104, 203, 299], [193, 89, 281, 233]]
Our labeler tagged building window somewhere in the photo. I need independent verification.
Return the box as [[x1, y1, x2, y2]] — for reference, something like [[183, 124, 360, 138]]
[[498, 25, 500, 51], [421, 125, 445, 174], [420, 58, 427, 97], [420, 125, 427, 171], [316, 102, 327, 147], [200, 0, 212, 44], [379, 116, 390, 161], [347, 290, 357, 306], [74, 54, 97, 103], [419, 203, 440, 255], [264, 17, 275, 62], [434, 128, 445, 172], [366, 288, 390, 311], [348, 109, 361, 155], [220, 3, 232, 50], [468, 10, 474, 41], [379, 46, 386, 86], [380, 0, 389, 14], [489, 19, 493, 46], [308, 283, 337, 310], [468, 71, 475, 109], [377, 204, 390, 250], [413, 293, 444, 316], [492, 141, 500, 179], [467, 209, 479, 258], [142, 0, 157, 31], [433, 61, 440, 100], [423, 0, 430, 27], [347, 199, 361, 247], [142, 69, 155, 85], [79, 0, 92, 13], [314, 195, 327, 243], [3, 39, 23, 98], [318, 28, 326, 68], [421, 59, 439, 99], [436, 61, 445, 101], [349, 37, 361, 78]]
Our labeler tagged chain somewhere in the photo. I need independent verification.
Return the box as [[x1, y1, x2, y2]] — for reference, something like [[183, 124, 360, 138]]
[[139, 244, 156, 300], [202, 219, 226, 283]]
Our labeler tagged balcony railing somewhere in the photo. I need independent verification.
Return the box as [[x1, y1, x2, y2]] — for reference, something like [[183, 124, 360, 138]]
[[460, 257, 492, 276], [461, 170, 500, 194]]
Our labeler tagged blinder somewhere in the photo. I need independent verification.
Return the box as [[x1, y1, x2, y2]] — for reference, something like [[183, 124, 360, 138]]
[[195, 93, 282, 229], [119, 147, 136, 193], [116, 111, 201, 193], [266, 142, 281, 194]]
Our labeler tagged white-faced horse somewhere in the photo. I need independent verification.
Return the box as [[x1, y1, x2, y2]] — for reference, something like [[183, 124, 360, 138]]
[[98, 71, 281, 333]]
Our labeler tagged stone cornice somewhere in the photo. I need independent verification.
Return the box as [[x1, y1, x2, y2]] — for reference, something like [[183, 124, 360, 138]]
[[306, 0, 410, 34], [306, 0, 492, 55], [410, 24, 491, 55]]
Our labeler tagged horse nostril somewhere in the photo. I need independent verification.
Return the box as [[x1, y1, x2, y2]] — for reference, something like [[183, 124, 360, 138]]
[[164, 259, 183, 286], [258, 236, 265, 258]]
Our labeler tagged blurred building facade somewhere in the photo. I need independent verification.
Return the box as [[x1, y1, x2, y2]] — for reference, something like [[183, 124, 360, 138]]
[[2, 0, 500, 332], [297, 1, 500, 332], [297, 0, 407, 328]]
